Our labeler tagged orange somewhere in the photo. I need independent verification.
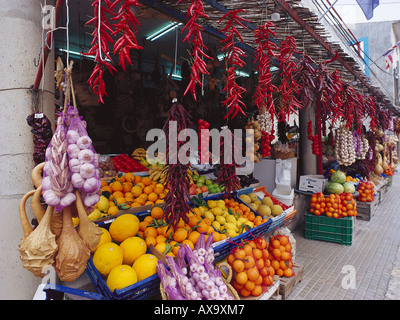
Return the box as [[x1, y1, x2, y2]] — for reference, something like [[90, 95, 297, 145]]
[[246, 267, 260, 282], [256, 258, 265, 269], [155, 242, 167, 254], [123, 182, 133, 193], [155, 234, 167, 244], [107, 206, 119, 216], [196, 220, 209, 234], [227, 253, 235, 265], [268, 266, 275, 277], [251, 285, 263, 297], [124, 192, 133, 199], [243, 256, 255, 269], [280, 260, 289, 270], [139, 221, 149, 231], [276, 268, 284, 277], [279, 235, 289, 246], [144, 227, 157, 239], [271, 259, 280, 271], [136, 182, 145, 189], [252, 248, 262, 260], [283, 268, 293, 277], [281, 251, 291, 261], [271, 239, 281, 249], [232, 281, 243, 291], [255, 275, 263, 286], [141, 177, 152, 186], [101, 179, 108, 188], [235, 272, 248, 285], [124, 172, 135, 183], [173, 227, 188, 242], [232, 260, 245, 273], [234, 248, 246, 260], [111, 181, 123, 192], [243, 244, 253, 256], [260, 267, 269, 277], [244, 280, 255, 291], [188, 215, 201, 228], [154, 187, 164, 195], [188, 231, 201, 246], [143, 186, 153, 195], [272, 248, 282, 259], [134, 175, 142, 184], [116, 197, 127, 205], [182, 239, 194, 250], [263, 275, 273, 286], [113, 191, 124, 201], [151, 207, 164, 220], [285, 243, 292, 252], [148, 192, 158, 202], [139, 193, 148, 201], [239, 288, 251, 298], [161, 225, 173, 238]]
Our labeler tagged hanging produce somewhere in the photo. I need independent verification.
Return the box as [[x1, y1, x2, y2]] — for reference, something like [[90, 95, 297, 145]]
[[178, 0, 212, 100], [334, 125, 356, 167], [85, 0, 117, 103], [245, 118, 262, 162], [277, 36, 302, 120], [294, 55, 317, 108], [162, 100, 194, 228], [110, 0, 143, 71], [218, 9, 250, 119], [26, 113, 53, 165], [253, 22, 277, 115], [307, 121, 320, 155], [353, 132, 369, 160]]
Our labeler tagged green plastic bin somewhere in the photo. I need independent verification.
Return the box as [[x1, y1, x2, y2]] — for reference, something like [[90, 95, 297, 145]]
[[304, 211, 353, 246]]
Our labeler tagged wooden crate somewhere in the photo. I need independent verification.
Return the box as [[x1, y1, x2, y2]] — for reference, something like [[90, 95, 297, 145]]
[[356, 196, 379, 221], [274, 264, 304, 300]]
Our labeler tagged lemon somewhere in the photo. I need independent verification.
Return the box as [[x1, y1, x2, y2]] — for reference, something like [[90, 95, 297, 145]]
[[120, 237, 147, 265], [216, 215, 226, 225], [92, 228, 112, 253], [109, 214, 140, 243], [199, 206, 208, 214], [106, 265, 138, 292], [217, 199, 225, 209], [93, 242, 123, 276], [207, 200, 217, 209], [226, 215, 236, 224], [225, 229, 237, 238], [132, 254, 159, 281], [211, 207, 223, 216], [225, 222, 237, 231], [97, 195, 110, 213], [204, 210, 215, 222], [88, 209, 102, 222], [72, 217, 79, 226], [212, 221, 221, 231]]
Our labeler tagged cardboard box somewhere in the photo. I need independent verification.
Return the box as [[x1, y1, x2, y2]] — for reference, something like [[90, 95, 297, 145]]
[[298, 175, 328, 193]]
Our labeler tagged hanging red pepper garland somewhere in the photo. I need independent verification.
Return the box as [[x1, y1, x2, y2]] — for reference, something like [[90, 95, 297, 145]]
[[218, 9, 250, 120], [162, 100, 194, 229], [253, 22, 278, 116], [178, 0, 212, 100], [85, 0, 142, 103], [110, 0, 143, 71]]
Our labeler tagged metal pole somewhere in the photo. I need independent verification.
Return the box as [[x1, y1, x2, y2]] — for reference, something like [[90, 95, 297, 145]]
[[317, 0, 339, 22]]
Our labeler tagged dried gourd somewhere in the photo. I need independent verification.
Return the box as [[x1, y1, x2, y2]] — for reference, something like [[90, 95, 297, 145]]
[[32, 185, 45, 223], [55, 205, 90, 282], [18, 205, 58, 277], [75, 190, 102, 251], [50, 211, 64, 238], [19, 190, 35, 237], [31, 162, 44, 189]]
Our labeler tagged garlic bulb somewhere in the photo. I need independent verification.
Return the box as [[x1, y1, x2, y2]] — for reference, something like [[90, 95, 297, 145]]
[[78, 149, 94, 163], [67, 130, 80, 144], [334, 125, 356, 166], [71, 173, 85, 189], [80, 163, 95, 179], [256, 109, 273, 133], [77, 135, 92, 150], [43, 189, 61, 207], [67, 144, 80, 159], [83, 177, 101, 193], [69, 158, 81, 173]]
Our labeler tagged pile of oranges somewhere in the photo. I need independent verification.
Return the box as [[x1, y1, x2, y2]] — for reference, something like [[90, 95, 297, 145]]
[[224, 198, 269, 227], [227, 238, 273, 298], [357, 181, 375, 202], [268, 234, 295, 278], [139, 206, 228, 257], [100, 173, 168, 215], [310, 192, 357, 218]]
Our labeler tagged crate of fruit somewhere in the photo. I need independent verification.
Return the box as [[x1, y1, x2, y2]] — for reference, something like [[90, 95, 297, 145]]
[[236, 187, 294, 233], [86, 258, 160, 300], [304, 211, 353, 246]]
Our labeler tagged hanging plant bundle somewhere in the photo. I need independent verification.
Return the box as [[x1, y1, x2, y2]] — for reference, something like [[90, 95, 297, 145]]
[[178, 0, 212, 100], [364, 96, 378, 131], [376, 108, 392, 131], [216, 132, 240, 195], [277, 36, 302, 121], [26, 113, 53, 165], [85, 0, 117, 103], [253, 22, 277, 116], [294, 55, 317, 108], [218, 9, 250, 120], [110, 0, 143, 71], [162, 100, 194, 229]]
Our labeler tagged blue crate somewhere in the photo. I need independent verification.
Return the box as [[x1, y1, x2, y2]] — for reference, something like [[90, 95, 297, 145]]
[[86, 258, 160, 300]]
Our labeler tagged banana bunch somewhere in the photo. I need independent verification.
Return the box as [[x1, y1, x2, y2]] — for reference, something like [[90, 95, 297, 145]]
[[186, 168, 199, 184], [149, 167, 168, 183], [132, 148, 146, 160]]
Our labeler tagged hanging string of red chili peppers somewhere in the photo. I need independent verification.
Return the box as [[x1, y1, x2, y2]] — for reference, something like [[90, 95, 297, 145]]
[[218, 9, 250, 120], [110, 0, 143, 71], [253, 22, 278, 117], [178, 0, 212, 100], [162, 100, 194, 229], [85, 0, 142, 103], [277, 36, 302, 121]]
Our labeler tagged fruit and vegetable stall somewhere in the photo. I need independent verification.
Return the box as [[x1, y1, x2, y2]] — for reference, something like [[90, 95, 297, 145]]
[[19, 0, 400, 302]]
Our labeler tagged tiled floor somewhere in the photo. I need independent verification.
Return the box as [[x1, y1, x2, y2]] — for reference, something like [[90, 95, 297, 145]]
[[287, 173, 400, 300]]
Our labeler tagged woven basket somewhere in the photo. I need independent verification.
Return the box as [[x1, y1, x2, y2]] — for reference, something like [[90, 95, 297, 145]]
[[272, 149, 295, 159], [160, 262, 240, 300]]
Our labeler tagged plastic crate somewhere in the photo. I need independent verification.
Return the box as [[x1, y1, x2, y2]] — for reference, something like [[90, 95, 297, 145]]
[[86, 258, 160, 300], [304, 211, 353, 246]]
